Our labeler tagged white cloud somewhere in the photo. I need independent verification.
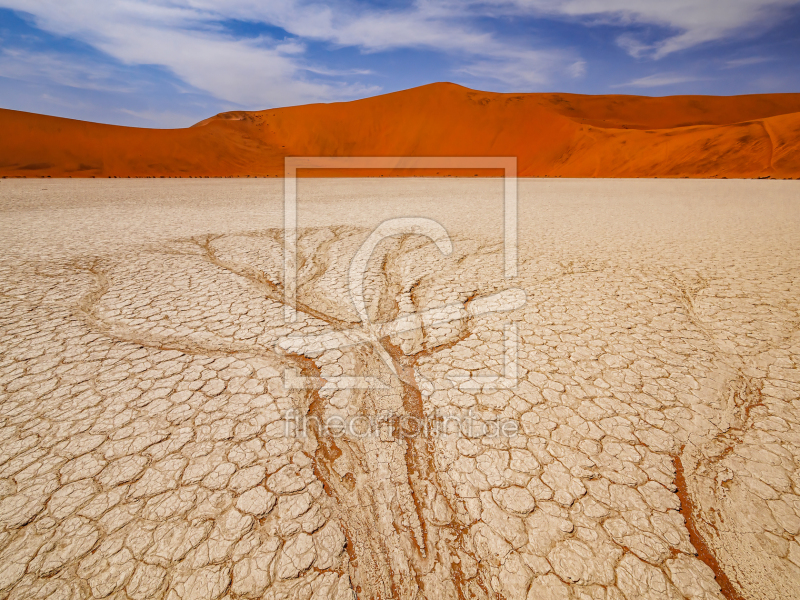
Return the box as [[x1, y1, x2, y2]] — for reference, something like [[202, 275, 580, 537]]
[[479, 0, 800, 58], [118, 107, 204, 127], [615, 33, 652, 59], [457, 57, 554, 88], [0, 48, 135, 92], [2, 0, 790, 111], [0, 1, 381, 108], [610, 73, 700, 88], [568, 60, 587, 78], [184, 1, 496, 54], [0, 0, 584, 106], [724, 56, 773, 68], [173, 1, 587, 91]]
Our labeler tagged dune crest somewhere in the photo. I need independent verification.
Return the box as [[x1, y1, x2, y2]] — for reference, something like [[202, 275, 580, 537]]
[[2, 82, 800, 179]]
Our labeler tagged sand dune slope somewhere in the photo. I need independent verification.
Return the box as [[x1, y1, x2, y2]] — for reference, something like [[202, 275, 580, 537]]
[[2, 83, 799, 178]]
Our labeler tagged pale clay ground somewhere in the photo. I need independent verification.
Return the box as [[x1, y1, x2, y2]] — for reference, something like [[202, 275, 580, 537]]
[[0, 178, 799, 600]]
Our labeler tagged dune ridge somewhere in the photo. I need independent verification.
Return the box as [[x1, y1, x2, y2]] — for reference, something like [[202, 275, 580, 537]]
[[2, 82, 800, 179]]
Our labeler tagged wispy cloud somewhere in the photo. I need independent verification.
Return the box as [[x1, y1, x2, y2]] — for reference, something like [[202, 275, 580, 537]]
[[0, 0, 795, 119], [479, 0, 800, 58], [0, 2, 383, 107], [117, 107, 203, 127], [456, 49, 585, 89], [724, 56, 773, 68], [611, 73, 701, 88], [0, 1, 585, 107], [0, 48, 135, 92]]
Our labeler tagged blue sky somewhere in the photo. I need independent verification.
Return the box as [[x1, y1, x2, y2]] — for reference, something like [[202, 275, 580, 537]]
[[1, 0, 799, 127]]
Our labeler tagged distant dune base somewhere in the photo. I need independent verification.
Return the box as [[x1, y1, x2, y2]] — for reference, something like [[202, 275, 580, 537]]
[[2, 83, 800, 179]]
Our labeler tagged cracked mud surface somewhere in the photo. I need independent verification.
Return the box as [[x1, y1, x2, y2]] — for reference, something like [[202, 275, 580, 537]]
[[1, 178, 800, 600]]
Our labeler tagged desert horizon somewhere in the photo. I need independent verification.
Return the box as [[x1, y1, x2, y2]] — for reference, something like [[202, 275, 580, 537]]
[[3, 83, 800, 180]]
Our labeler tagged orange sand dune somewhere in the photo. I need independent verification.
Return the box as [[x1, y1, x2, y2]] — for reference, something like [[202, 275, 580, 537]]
[[2, 82, 800, 179]]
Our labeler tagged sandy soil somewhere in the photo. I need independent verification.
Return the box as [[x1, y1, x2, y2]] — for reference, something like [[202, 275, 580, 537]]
[[2, 83, 800, 179], [1, 179, 799, 600]]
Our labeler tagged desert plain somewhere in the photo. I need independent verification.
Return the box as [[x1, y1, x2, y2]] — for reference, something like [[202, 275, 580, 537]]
[[1, 177, 799, 600]]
